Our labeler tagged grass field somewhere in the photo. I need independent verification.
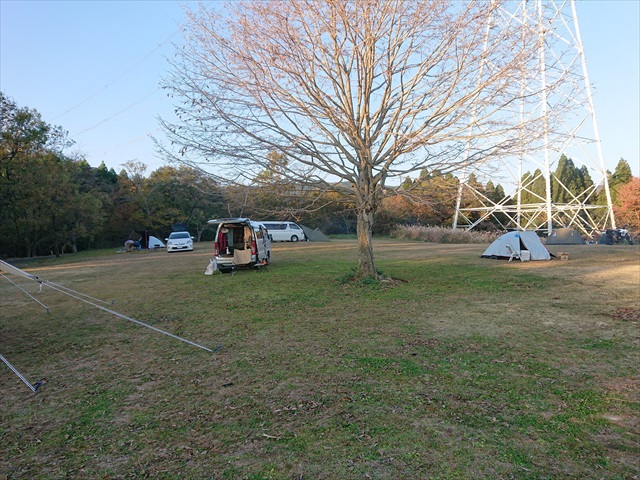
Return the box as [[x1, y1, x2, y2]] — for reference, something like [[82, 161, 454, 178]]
[[1, 239, 639, 479]]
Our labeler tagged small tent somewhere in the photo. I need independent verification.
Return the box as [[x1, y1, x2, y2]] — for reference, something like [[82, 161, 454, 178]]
[[147, 236, 165, 249], [545, 228, 584, 245], [139, 230, 164, 250], [481, 231, 551, 261], [597, 230, 615, 245], [136, 231, 165, 249], [300, 225, 330, 242]]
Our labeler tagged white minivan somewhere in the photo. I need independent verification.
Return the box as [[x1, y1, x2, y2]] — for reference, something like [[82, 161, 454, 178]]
[[208, 218, 272, 272], [261, 221, 306, 242]]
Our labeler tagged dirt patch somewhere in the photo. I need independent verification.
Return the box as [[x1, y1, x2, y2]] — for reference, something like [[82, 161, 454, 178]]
[[609, 307, 640, 322]]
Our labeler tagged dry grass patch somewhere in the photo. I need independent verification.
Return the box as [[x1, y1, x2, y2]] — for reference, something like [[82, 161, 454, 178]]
[[393, 225, 502, 244]]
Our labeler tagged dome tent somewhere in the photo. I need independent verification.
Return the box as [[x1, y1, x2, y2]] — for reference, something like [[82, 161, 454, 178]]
[[545, 228, 584, 245], [481, 231, 551, 261]]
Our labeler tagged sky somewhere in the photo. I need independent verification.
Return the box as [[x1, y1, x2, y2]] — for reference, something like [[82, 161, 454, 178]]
[[1, 0, 639, 179]]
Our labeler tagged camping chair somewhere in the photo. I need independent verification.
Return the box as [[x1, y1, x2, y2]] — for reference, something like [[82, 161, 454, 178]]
[[505, 245, 520, 262]]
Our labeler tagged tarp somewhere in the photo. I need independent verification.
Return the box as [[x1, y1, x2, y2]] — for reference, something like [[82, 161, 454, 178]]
[[301, 225, 330, 242], [481, 231, 551, 261], [545, 228, 584, 245]]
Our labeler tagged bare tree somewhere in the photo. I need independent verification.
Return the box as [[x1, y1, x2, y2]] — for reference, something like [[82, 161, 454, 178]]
[[158, 0, 562, 278]]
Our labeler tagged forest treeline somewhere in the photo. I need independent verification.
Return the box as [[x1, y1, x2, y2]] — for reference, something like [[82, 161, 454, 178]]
[[1, 93, 637, 258]]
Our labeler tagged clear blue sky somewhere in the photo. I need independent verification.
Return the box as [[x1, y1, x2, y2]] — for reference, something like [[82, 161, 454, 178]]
[[1, 0, 639, 178]]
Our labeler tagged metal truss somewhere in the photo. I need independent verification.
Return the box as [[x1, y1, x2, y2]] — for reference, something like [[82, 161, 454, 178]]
[[453, 0, 615, 237]]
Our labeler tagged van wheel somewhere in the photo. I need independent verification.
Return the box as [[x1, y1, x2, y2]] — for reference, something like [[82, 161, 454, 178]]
[[290, 235, 299, 242]]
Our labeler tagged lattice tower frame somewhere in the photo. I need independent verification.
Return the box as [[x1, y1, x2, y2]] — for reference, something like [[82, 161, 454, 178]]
[[452, 0, 615, 238]]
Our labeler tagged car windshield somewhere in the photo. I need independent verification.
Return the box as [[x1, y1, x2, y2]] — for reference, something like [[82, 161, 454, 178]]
[[169, 232, 190, 239]]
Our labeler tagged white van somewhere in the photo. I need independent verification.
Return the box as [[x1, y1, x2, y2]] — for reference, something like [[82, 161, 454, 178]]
[[261, 221, 306, 242], [208, 218, 272, 272]]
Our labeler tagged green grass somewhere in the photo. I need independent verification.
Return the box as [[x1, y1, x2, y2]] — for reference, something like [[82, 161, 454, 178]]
[[1, 239, 639, 479]]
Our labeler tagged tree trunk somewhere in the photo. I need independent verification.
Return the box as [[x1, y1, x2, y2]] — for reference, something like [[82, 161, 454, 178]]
[[356, 206, 378, 279]]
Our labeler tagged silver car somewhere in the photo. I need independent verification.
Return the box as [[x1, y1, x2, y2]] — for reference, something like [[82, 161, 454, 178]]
[[208, 218, 272, 272], [165, 231, 194, 252]]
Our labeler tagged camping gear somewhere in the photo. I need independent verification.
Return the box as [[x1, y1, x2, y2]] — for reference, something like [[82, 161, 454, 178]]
[[1, 257, 214, 392], [545, 228, 584, 245], [135, 231, 165, 249], [0, 259, 212, 353], [598, 228, 633, 245], [1, 272, 49, 312], [481, 231, 551, 261], [300, 225, 330, 242], [204, 259, 217, 275], [0, 354, 44, 394], [147, 236, 165, 249]]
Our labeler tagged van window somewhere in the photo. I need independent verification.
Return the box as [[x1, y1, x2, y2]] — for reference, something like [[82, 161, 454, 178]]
[[290, 224, 301, 230]]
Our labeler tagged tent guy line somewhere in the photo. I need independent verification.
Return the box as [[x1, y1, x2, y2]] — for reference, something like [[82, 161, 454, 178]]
[[1, 273, 49, 313], [0, 259, 212, 353], [43, 281, 214, 353], [0, 354, 44, 394], [0, 259, 213, 393], [43, 279, 115, 306]]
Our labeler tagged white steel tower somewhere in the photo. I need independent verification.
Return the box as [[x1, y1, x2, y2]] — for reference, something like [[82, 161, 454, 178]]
[[452, 0, 615, 238]]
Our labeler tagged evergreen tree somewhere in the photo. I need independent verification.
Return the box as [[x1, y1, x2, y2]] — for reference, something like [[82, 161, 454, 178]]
[[552, 154, 580, 203], [611, 158, 633, 186], [577, 165, 594, 199], [609, 158, 634, 203], [485, 180, 496, 200], [520, 169, 546, 204]]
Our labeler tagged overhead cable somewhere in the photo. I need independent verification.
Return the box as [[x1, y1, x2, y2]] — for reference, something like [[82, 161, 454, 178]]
[[51, 29, 179, 121]]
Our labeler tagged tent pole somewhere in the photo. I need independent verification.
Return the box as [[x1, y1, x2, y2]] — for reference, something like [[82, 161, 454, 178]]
[[0, 354, 43, 394], [1, 260, 213, 353]]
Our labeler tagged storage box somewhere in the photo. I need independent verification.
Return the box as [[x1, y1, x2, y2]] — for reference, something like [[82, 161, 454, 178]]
[[559, 252, 569, 260], [520, 250, 531, 261]]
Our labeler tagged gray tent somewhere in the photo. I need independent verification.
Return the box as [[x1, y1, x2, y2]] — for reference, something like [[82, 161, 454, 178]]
[[301, 225, 330, 242], [545, 228, 584, 245], [481, 231, 551, 261]]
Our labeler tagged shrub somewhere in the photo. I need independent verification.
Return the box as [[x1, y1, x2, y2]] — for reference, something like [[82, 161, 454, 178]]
[[392, 225, 501, 244]]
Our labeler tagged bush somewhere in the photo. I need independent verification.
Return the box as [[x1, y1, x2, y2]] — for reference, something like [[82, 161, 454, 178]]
[[392, 225, 501, 244]]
